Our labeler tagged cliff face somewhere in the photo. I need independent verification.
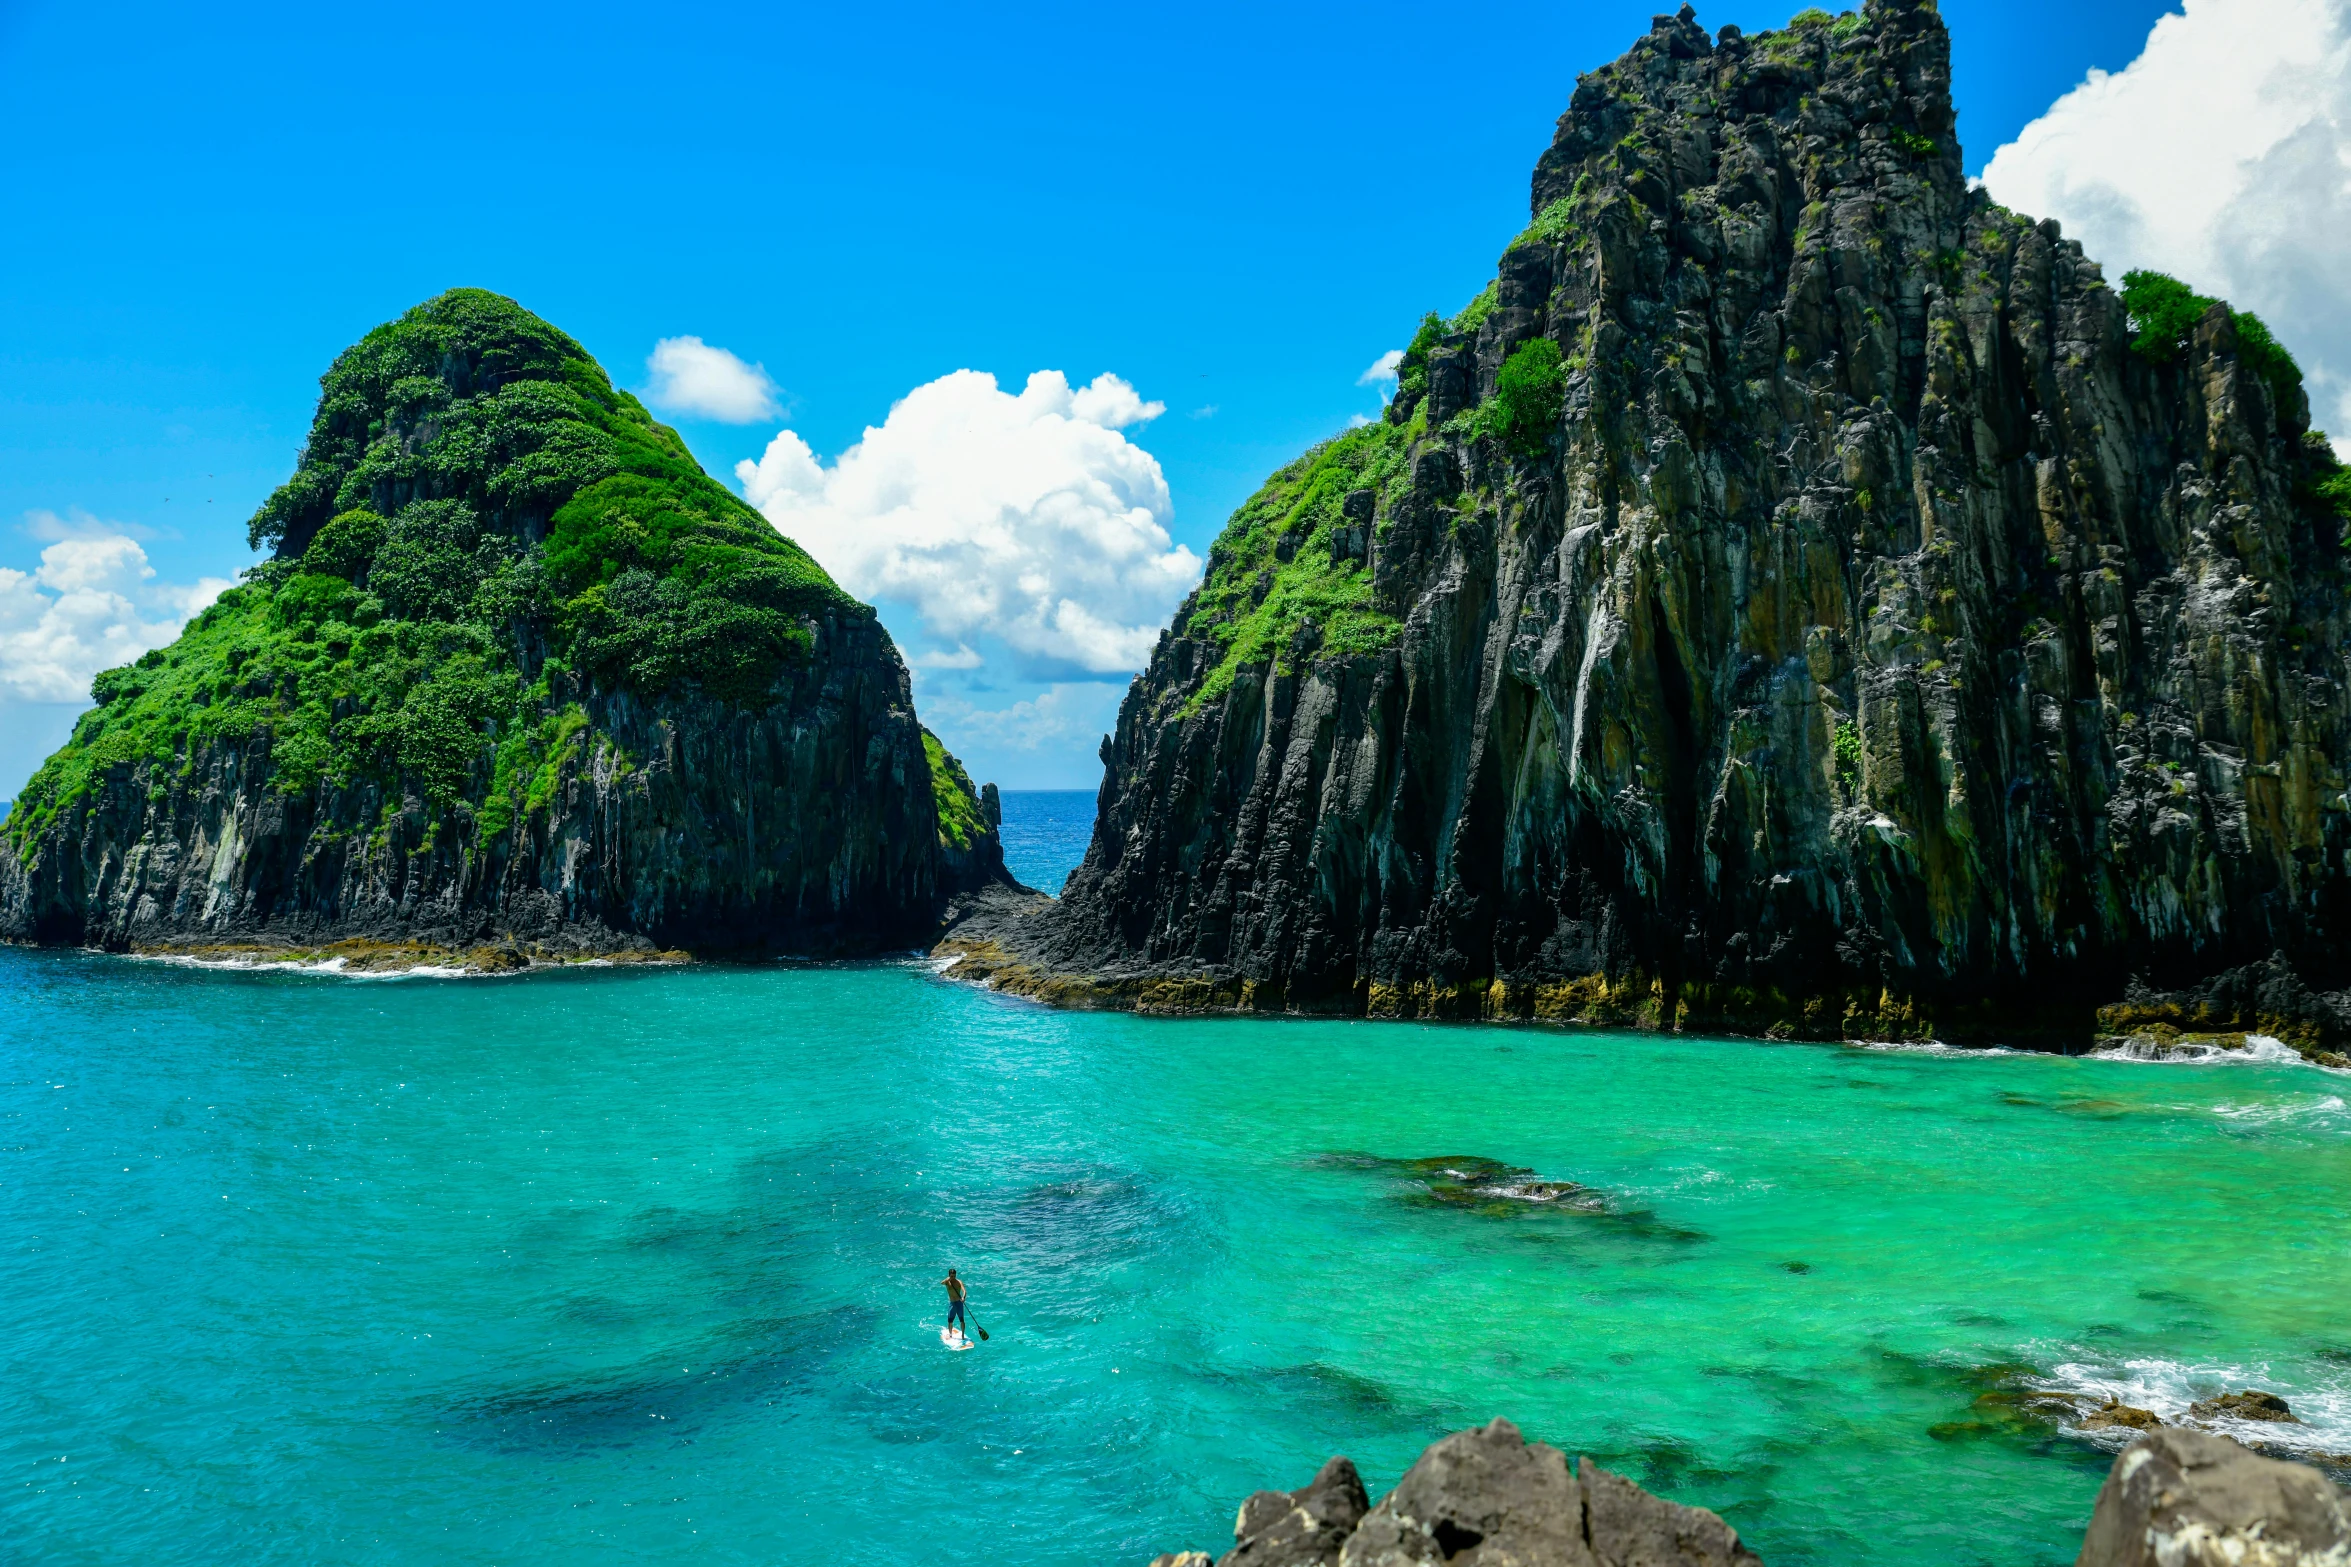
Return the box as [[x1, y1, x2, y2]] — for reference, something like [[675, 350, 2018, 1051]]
[[962, 0, 2351, 1050], [1, 290, 1002, 961]]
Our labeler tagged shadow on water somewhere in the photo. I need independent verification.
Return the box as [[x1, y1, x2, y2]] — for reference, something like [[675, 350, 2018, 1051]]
[[1176, 1357, 1473, 1452], [1312, 1153, 1709, 1246], [977, 1166, 1190, 1274], [439, 1303, 875, 1454]]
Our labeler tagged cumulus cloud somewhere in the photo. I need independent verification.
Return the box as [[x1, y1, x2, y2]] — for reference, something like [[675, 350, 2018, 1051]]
[[1981, 0, 2351, 435], [644, 335, 782, 423], [25, 506, 157, 543], [0, 524, 231, 704], [1359, 348, 1405, 386], [737, 369, 1199, 677], [916, 682, 1119, 753]]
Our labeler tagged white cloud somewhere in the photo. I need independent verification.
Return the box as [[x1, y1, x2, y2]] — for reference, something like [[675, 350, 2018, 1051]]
[[1359, 348, 1405, 386], [737, 369, 1199, 676], [1981, 0, 2351, 436], [0, 525, 230, 705], [1189, 404, 1219, 420], [643, 335, 782, 423], [24, 506, 157, 543], [917, 682, 1118, 753]]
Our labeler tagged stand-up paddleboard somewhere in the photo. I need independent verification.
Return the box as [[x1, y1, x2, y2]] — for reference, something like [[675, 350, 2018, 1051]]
[[941, 1326, 975, 1351]]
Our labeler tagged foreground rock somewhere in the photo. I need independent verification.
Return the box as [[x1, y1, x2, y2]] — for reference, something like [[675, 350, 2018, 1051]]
[[1162, 1421, 2351, 1567], [940, 0, 2351, 1057], [1, 290, 1007, 965], [1149, 1418, 1759, 1567], [2078, 1428, 2351, 1567]]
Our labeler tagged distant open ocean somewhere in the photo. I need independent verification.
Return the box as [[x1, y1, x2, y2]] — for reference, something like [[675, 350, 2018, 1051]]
[[996, 789, 1095, 895]]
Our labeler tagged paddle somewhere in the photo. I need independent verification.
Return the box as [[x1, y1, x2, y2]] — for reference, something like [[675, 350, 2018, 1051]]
[[971, 1313, 989, 1343]]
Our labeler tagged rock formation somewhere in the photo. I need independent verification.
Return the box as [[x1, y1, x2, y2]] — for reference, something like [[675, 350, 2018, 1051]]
[[942, 0, 2351, 1055], [1154, 1421, 2351, 1567], [1147, 1417, 1760, 1567], [0, 289, 1004, 963], [2077, 1427, 2351, 1567]]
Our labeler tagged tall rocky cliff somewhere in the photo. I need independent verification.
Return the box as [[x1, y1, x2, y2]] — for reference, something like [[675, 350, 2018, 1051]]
[[949, 0, 2351, 1053], [0, 290, 1004, 962]]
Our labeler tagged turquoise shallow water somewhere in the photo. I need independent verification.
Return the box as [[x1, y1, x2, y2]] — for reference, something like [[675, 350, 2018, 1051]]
[[4, 946, 2349, 1566]]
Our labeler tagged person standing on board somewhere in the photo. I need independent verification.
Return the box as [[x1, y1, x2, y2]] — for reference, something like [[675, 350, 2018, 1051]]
[[942, 1269, 969, 1336]]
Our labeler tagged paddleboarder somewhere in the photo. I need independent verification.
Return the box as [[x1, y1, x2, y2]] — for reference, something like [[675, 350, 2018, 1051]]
[[941, 1268, 969, 1338]]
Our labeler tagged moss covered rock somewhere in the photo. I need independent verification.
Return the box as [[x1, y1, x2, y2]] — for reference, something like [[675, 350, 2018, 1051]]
[[1, 289, 1003, 960]]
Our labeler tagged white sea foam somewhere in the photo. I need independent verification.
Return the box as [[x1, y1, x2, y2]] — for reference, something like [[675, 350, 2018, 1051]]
[[2028, 1352, 2351, 1460], [2208, 1095, 2350, 1129], [1845, 1038, 2022, 1058], [126, 951, 488, 981], [2090, 1033, 2347, 1075]]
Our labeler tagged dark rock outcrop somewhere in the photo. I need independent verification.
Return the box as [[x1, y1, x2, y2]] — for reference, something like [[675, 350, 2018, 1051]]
[[1165, 1422, 2351, 1567], [0, 617, 974, 960], [2077, 1428, 2351, 1567], [1, 290, 1005, 964], [2084, 1399, 2167, 1433], [2188, 1391, 2301, 1425], [942, 0, 2351, 1054], [1150, 1418, 1759, 1567], [1225, 1455, 1370, 1566]]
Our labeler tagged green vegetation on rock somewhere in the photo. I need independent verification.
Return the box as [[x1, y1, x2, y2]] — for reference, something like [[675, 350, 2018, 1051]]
[[1396, 313, 1447, 405], [1451, 282, 1500, 337], [8, 288, 857, 852], [1506, 187, 1584, 257], [1179, 420, 1412, 713], [1488, 338, 1568, 457], [2120, 269, 2302, 405], [923, 728, 988, 851]]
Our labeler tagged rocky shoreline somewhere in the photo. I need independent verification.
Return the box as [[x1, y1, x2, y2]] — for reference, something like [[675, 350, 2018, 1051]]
[[1152, 1418, 2350, 1567], [934, 886, 2351, 1067]]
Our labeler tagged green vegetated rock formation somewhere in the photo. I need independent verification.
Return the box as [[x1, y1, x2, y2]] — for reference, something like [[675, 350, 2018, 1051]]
[[948, 0, 2351, 1057], [0, 289, 1004, 963]]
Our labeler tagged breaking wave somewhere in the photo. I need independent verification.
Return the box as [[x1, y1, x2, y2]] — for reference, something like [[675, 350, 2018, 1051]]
[[2028, 1352, 2351, 1463]]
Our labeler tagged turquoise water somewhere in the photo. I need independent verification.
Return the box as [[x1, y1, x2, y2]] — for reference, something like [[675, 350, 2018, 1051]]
[[4, 947, 2348, 1566]]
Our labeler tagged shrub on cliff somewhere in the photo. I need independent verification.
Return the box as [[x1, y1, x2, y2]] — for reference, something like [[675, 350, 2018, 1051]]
[[2120, 269, 2301, 405], [1488, 337, 1567, 457]]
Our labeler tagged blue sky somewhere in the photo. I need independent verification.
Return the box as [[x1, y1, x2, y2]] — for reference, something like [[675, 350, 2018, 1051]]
[[0, 0, 2222, 792]]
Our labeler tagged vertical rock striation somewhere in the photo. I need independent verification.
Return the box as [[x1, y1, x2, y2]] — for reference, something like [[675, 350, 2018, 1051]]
[[956, 0, 2351, 1052], [1, 290, 1003, 962]]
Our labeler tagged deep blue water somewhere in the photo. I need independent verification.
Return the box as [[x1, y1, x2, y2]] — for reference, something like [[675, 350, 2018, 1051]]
[[996, 790, 1096, 895]]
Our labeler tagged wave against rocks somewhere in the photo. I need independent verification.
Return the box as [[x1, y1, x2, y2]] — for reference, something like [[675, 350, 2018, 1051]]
[[938, 0, 2351, 1062]]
